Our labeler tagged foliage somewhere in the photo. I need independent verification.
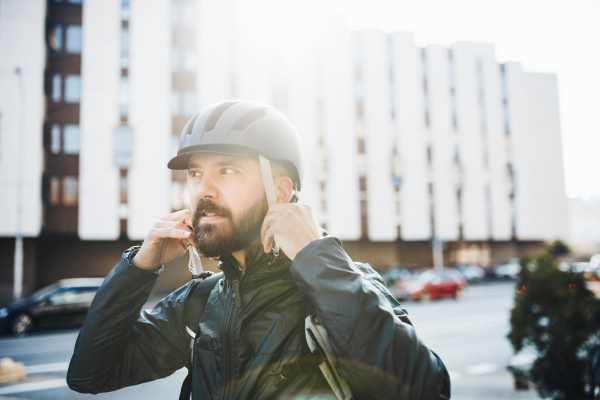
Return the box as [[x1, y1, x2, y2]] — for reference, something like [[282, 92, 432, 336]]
[[546, 240, 572, 260], [507, 253, 600, 399]]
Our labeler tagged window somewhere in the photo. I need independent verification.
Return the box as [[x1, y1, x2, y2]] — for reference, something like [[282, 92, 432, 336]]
[[63, 124, 79, 154], [120, 175, 128, 203], [119, 76, 129, 117], [172, 3, 180, 26], [114, 126, 132, 167], [183, 90, 196, 116], [172, 135, 182, 158], [64, 75, 81, 103], [65, 25, 82, 53], [62, 176, 79, 206], [52, 74, 62, 102], [121, 28, 129, 68], [121, 0, 130, 21], [183, 49, 195, 72], [51, 124, 61, 154], [355, 81, 363, 100], [183, 4, 195, 26], [171, 90, 181, 116], [50, 177, 60, 205], [51, 25, 63, 51], [171, 48, 180, 71], [67, 0, 83, 4]]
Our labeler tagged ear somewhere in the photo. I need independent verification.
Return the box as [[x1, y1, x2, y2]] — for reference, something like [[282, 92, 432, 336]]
[[274, 176, 293, 204]]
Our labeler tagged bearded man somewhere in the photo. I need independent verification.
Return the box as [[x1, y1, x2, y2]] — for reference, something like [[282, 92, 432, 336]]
[[67, 100, 450, 399]]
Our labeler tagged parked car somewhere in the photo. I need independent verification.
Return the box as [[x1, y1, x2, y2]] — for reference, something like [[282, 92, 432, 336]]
[[491, 259, 521, 280], [585, 276, 600, 298], [454, 265, 485, 283], [0, 278, 104, 335], [571, 262, 592, 273], [392, 268, 467, 301], [590, 254, 600, 270], [379, 265, 413, 287]]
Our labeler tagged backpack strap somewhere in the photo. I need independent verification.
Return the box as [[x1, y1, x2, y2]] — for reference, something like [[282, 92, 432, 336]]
[[305, 314, 353, 400], [278, 299, 353, 400], [183, 271, 222, 338], [179, 271, 223, 400]]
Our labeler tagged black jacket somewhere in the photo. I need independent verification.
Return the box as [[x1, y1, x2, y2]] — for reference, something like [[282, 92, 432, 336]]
[[67, 236, 450, 399]]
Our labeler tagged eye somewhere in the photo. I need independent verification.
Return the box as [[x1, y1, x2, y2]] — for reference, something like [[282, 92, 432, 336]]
[[188, 170, 202, 178], [222, 168, 236, 175]]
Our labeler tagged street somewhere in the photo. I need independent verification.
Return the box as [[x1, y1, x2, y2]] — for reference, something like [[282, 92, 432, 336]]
[[0, 282, 540, 400]]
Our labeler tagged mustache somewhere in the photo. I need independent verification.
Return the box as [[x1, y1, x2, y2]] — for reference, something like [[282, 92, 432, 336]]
[[192, 199, 232, 224]]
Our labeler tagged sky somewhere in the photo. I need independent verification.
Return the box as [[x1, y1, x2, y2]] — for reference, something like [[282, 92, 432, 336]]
[[255, 0, 600, 199]]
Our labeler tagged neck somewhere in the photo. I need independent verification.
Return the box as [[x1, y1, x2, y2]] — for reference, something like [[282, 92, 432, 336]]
[[230, 249, 246, 271], [230, 238, 264, 271]]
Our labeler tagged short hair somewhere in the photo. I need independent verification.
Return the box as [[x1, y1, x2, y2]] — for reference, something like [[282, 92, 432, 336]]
[[270, 160, 293, 181]]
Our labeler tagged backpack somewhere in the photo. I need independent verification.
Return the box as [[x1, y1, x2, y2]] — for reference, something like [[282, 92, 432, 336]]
[[178, 273, 353, 400]]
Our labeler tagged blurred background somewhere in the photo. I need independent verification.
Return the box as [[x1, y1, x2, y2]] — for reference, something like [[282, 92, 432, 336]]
[[0, 0, 598, 399]]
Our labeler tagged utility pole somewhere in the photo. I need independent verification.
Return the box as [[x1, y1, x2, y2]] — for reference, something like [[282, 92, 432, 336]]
[[432, 237, 444, 271], [13, 67, 25, 300]]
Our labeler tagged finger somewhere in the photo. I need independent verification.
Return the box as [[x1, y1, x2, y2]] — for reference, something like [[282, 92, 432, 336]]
[[149, 227, 191, 241], [263, 224, 277, 253], [154, 221, 193, 231], [159, 209, 193, 224], [264, 203, 294, 216], [260, 210, 284, 243]]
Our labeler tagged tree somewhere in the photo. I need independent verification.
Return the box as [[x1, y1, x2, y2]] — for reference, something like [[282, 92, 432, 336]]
[[546, 240, 572, 260], [507, 253, 600, 399]]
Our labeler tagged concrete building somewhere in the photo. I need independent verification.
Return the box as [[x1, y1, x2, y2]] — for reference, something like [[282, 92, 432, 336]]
[[568, 197, 600, 257], [0, 0, 568, 299]]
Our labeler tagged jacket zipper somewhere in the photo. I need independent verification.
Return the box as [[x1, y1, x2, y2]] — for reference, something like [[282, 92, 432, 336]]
[[222, 277, 241, 400]]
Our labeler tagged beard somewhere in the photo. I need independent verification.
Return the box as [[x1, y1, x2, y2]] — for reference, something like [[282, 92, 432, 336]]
[[192, 194, 268, 259]]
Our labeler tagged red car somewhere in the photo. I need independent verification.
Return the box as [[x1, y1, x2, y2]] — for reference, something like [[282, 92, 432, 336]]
[[392, 269, 467, 301]]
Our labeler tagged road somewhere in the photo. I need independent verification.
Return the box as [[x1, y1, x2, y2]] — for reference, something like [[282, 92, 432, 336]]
[[0, 281, 541, 400]]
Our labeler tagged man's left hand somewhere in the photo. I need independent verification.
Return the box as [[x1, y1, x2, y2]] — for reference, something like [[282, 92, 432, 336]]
[[260, 204, 322, 260]]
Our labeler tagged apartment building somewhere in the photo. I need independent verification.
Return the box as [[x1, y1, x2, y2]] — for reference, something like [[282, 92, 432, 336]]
[[0, 0, 568, 299]]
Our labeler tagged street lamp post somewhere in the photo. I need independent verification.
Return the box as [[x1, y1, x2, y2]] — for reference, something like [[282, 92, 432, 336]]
[[432, 237, 444, 271], [13, 67, 25, 300]]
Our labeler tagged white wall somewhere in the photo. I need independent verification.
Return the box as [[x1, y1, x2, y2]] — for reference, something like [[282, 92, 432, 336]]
[[505, 62, 568, 240], [196, 0, 232, 108], [392, 34, 431, 240], [481, 57, 512, 240], [127, 0, 172, 240], [425, 44, 456, 240], [320, 19, 361, 240], [285, 27, 319, 221], [452, 42, 491, 240], [79, 0, 121, 240], [231, 2, 273, 104], [361, 30, 396, 241], [0, 0, 46, 237]]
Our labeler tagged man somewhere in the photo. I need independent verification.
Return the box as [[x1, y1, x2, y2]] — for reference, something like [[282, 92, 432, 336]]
[[67, 100, 450, 399]]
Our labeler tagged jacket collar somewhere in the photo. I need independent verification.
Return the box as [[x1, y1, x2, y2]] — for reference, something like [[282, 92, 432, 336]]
[[218, 245, 292, 284]]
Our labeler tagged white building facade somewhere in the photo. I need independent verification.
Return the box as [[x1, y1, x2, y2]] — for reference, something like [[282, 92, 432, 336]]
[[0, 0, 568, 297]]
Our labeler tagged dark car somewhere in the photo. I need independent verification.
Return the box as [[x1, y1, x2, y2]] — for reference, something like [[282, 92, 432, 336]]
[[0, 278, 104, 335], [379, 265, 413, 287], [392, 268, 467, 301]]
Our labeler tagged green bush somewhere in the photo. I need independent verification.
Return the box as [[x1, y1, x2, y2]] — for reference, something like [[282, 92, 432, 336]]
[[507, 253, 600, 399]]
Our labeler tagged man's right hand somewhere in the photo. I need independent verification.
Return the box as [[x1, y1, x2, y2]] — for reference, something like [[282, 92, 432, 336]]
[[132, 210, 196, 271]]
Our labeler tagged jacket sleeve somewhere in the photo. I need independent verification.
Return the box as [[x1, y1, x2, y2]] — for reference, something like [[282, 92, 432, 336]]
[[290, 237, 451, 400], [67, 246, 193, 394]]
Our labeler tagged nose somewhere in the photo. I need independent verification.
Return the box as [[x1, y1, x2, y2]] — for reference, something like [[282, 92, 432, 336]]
[[189, 171, 219, 204]]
